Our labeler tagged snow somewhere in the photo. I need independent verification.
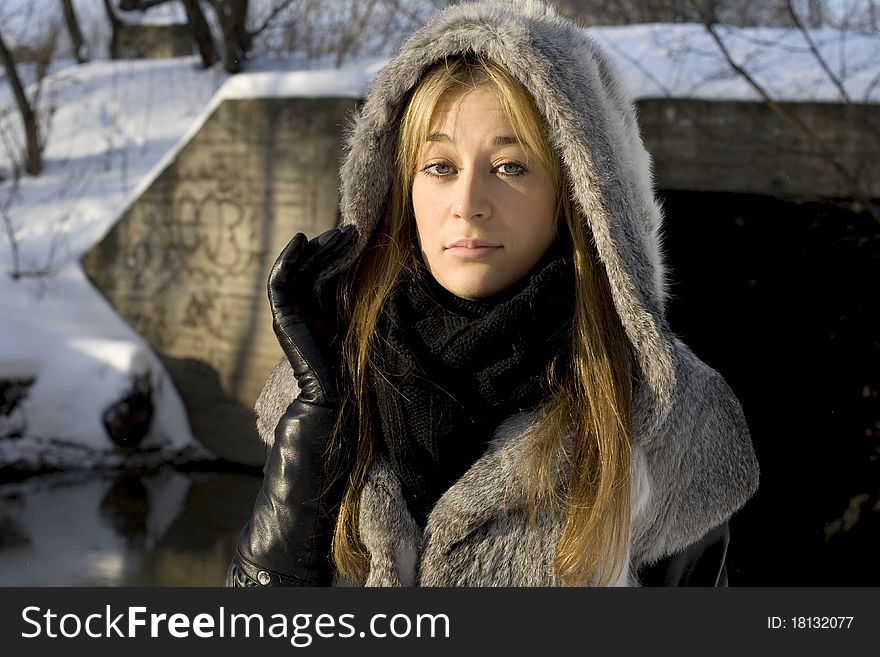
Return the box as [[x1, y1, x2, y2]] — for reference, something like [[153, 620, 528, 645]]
[[595, 24, 880, 103], [0, 265, 195, 461], [130, 57, 382, 211], [1, 22, 879, 472], [1, 57, 227, 470], [217, 58, 386, 100], [117, 8, 188, 27], [0, 53, 385, 471]]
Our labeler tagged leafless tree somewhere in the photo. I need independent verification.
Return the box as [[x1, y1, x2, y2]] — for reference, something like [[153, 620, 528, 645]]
[[697, 2, 880, 222], [110, 0, 453, 72], [181, 0, 219, 67], [126, 0, 249, 71], [0, 185, 22, 278], [557, 0, 880, 27], [60, 0, 89, 63], [111, 0, 219, 67], [248, 0, 297, 45], [0, 29, 42, 175], [248, 0, 452, 66], [561, 0, 880, 220], [103, 0, 123, 59], [206, 0, 251, 72]]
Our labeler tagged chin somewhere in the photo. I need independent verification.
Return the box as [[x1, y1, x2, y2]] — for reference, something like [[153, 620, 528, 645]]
[[440, 276, 502, 301]]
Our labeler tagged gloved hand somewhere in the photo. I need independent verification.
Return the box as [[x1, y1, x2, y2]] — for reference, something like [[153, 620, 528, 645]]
[[226, 224, 357, 587]]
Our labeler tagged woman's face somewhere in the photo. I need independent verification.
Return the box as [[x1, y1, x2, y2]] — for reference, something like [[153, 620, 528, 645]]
[[411, 86, 557, 300]]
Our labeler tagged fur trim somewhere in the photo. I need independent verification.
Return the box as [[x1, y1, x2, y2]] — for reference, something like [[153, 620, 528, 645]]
[[334, 0, 674, 427], [350, 342, 756, 586]]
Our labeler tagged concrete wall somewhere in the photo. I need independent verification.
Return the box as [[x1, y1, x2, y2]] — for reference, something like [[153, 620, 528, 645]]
[[639, 99, 880, 199], [83, 94, 877, 465], [116, 23, 193, 60], [83, 98, 357, 466]]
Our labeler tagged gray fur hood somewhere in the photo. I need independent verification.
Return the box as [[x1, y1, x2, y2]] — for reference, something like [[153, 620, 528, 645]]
[[257, 0, 760, 585], [338, 0, 672, 432]]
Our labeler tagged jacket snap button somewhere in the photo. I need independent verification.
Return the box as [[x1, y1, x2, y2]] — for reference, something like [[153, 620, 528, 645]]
[[257, 571, 271, 585]]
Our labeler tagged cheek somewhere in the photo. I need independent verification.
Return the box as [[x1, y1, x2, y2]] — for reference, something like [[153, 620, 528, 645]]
[[412, 207, 429, 250], [412, 185, 440, 248], [525, 190, 558, 244]]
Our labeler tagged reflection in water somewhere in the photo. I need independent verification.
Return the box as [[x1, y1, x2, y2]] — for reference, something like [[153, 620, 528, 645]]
[[100, 475, 150, 549], [0, 495, 30, 550], [0, 468, 262, 586]]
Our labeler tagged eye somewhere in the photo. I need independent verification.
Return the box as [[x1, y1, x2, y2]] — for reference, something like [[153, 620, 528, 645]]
[[422, 162, 455, 177], [495, 162, 527, 176]]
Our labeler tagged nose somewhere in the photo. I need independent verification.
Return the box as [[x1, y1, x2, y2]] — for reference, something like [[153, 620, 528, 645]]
[[451, 170, 492, 221]]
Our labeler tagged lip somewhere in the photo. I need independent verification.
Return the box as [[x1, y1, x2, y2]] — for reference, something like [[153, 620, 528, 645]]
[[444, 240, 503, 260], [445, 239, 502, 249]]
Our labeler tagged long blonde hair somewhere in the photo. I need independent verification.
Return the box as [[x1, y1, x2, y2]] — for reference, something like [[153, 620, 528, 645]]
[[331, 53, 634, 586]]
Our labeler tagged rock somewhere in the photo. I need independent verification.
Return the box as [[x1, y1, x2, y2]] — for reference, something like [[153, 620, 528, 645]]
[[0, 378, 35, 440], [102, 374, 153, 449]]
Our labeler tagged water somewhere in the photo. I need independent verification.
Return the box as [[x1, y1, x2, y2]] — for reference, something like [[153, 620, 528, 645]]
[[0, 467, 262, 586]]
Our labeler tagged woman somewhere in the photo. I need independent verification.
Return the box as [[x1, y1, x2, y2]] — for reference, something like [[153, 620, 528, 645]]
[[226, 0, 759, 587]]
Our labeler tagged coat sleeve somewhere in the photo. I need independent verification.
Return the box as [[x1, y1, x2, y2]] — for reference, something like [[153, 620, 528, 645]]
[[635, 523, 730, 586]]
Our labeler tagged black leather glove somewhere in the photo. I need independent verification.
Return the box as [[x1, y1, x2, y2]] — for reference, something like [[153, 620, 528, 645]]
[[225, 225, 357, 587]]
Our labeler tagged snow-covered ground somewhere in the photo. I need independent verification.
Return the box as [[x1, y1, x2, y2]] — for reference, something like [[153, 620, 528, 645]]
[[1, 57, 229, 470], [1, 22, 878, 472], [0, 53, 380, 471]]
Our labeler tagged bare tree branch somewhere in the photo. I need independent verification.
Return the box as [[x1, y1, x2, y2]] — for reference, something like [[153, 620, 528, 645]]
[[249, 0, 297, 42], [786, 0, 851, 102], [206, 0, 250, 73], [0, 29, 42, 175], [102, 0, 121, 59], [864, 67, 880, 102], [703, 21, 879, 223], [60, 0, 89, 63], [335, 0, 379, 67], [706, 24, 842, 171], [597, 32, 722, 143], [181, 0, 218, 67], [0, 170, 22, 279]]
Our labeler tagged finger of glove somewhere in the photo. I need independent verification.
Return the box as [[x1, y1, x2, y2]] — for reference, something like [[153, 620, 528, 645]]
[[296, 226, 358, 297], [273, 312, 338, 406], [312, 223, 357, 250], [271, 228, 355, 316], [268, 233, 309, 318], [268, 235, 335, 403], [267, 227, 355, 404]]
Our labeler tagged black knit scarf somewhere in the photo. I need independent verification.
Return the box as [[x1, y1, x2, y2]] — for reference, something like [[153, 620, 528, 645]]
[[370, 246, 575, 527]]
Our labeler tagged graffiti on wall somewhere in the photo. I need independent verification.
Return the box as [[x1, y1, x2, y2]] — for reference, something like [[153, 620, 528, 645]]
[[125, 179, 261, 285], [117, 173, 268, 351]]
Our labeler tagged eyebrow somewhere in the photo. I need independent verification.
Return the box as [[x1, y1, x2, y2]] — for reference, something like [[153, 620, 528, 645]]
[[426, 132, 520, 146]]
